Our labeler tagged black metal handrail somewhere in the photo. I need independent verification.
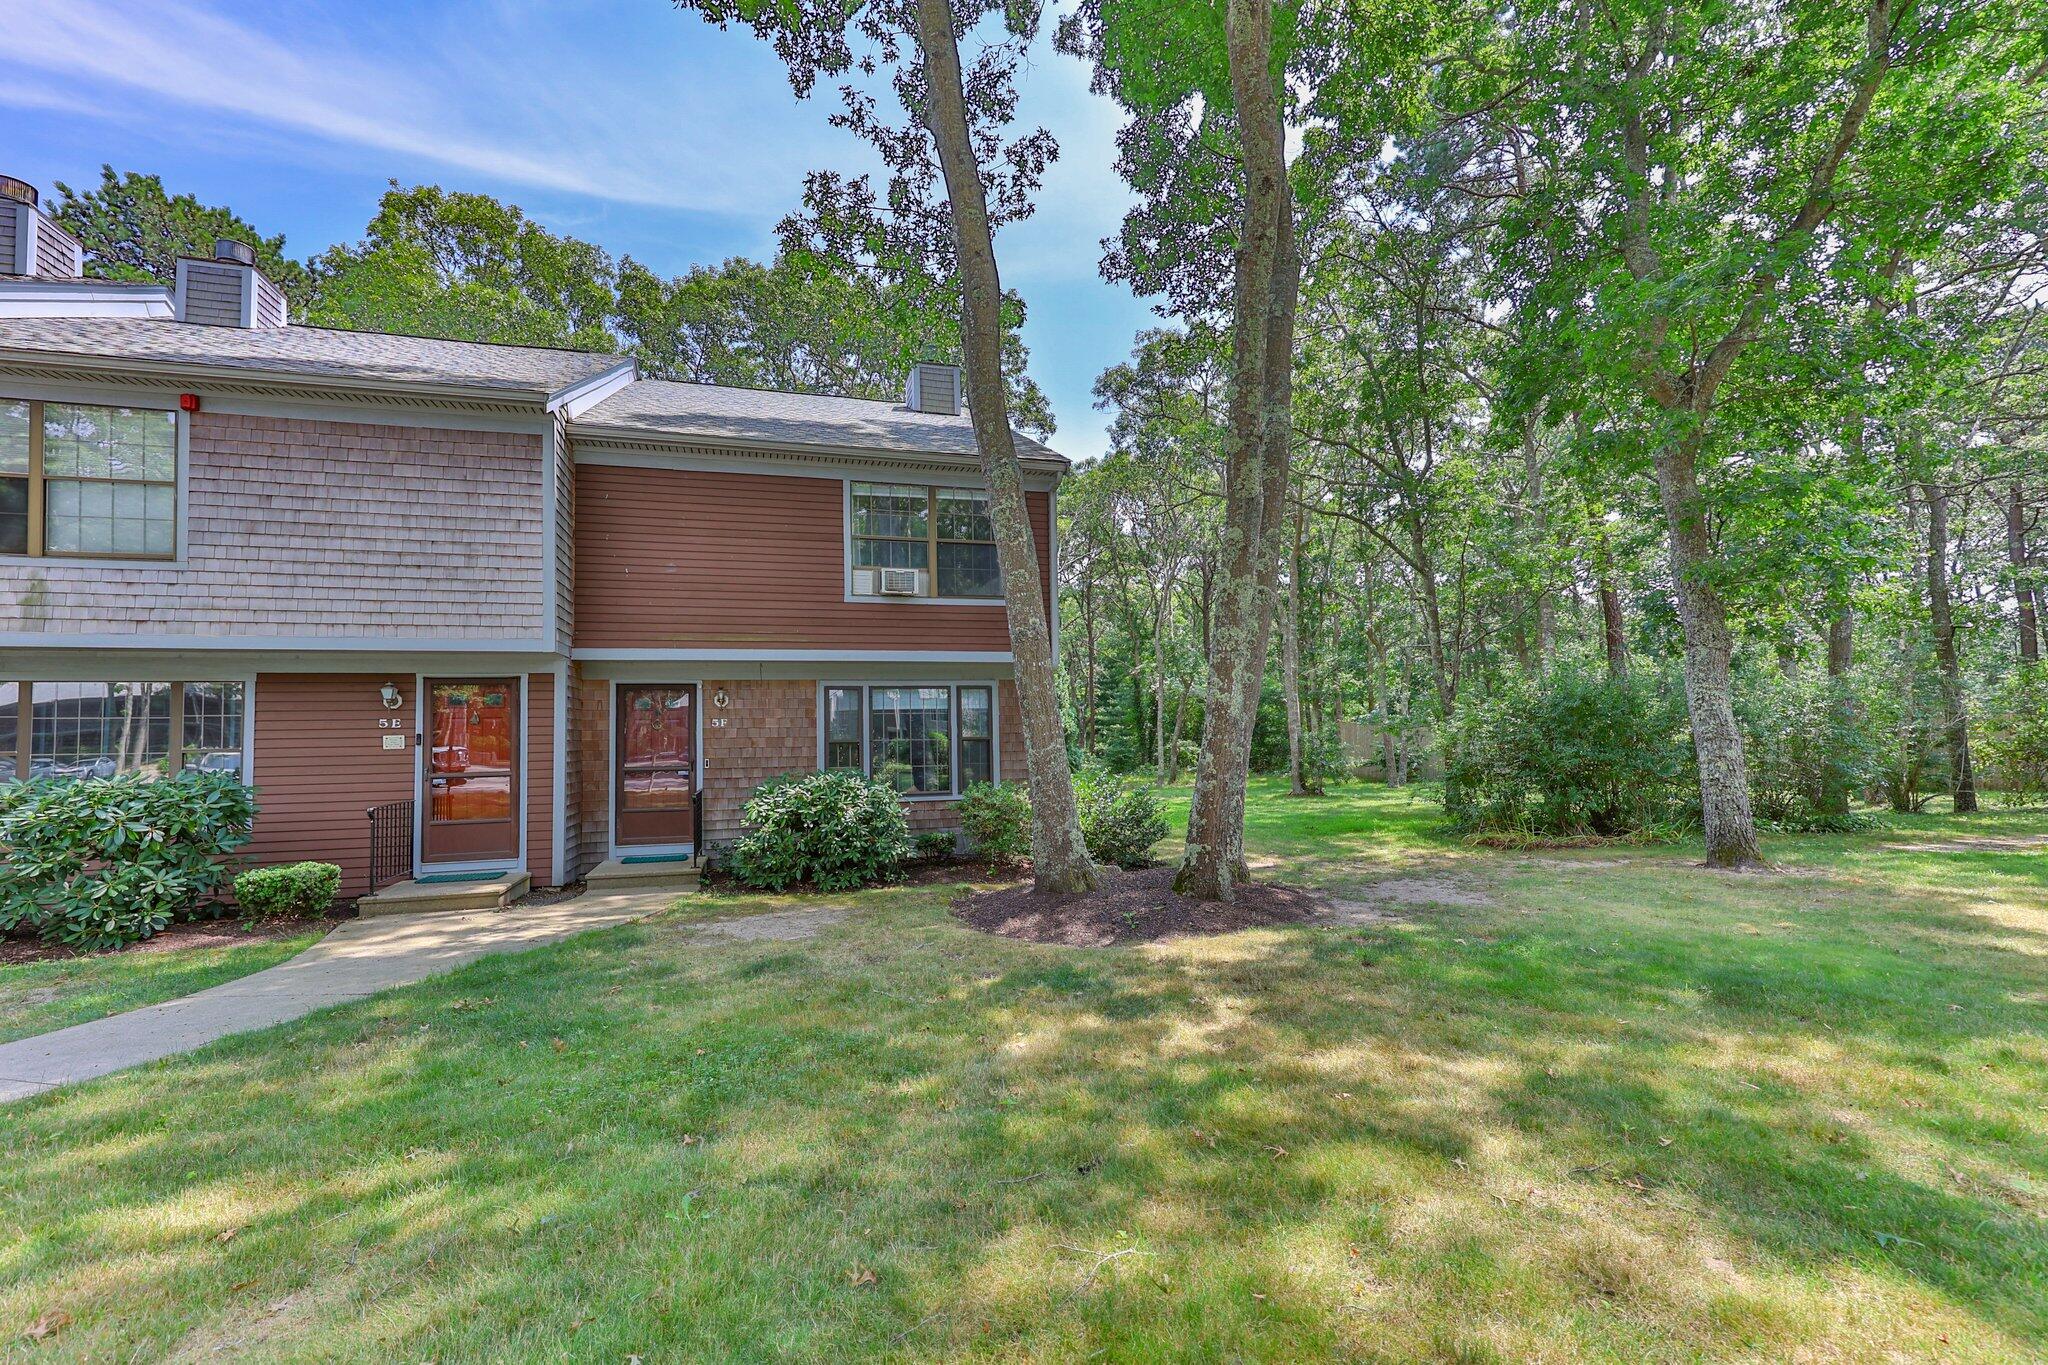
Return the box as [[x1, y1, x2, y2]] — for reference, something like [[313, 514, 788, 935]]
[[692, 787, 705, 864], [367, 799, 414, 891]]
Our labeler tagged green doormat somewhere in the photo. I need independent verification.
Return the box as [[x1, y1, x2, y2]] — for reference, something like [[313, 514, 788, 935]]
[[412, 871, 507, 884], [621, 853, 692, 865]]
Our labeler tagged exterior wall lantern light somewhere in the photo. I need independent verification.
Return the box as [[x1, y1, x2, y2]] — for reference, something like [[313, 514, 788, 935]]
[[379, 682, 404, 711]]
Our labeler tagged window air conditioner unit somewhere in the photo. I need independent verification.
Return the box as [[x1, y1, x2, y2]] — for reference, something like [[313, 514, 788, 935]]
[[878, 567, 924, 596]]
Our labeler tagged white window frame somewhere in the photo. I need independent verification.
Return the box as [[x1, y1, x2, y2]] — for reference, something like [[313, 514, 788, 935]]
[[816, 680, 1000, 801], [842, 476, 1008, 606]]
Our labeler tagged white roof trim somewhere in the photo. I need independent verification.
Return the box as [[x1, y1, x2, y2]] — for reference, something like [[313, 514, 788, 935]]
[[546, 358, 638, 417]]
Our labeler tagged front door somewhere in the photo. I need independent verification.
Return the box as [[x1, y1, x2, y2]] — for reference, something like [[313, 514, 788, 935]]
[[422, 679, 519, 864], [616, 683, 696, 847]]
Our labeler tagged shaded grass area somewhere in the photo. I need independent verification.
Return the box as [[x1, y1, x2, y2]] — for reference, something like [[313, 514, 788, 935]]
[[0, 780, 2042, 1360], [0, 929, 324, 1045]]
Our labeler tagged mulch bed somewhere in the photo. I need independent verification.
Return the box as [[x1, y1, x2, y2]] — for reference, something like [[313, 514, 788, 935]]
[[701, 858, 1024, 897], [953, 865, 1332, 947], [0, 910, 346, 966]]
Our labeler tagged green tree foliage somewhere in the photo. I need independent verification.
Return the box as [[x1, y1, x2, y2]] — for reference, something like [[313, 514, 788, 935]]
[[52, 165, 308, 303], [304, 184, 618, 350], [616, 251, 1052, 434]]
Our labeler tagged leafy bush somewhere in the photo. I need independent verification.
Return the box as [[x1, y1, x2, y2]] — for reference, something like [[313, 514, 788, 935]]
[[234, 861, 340, 918], [0, 772, 256, 950], [959, 781, 1032, 867], [1443, 671, 1689, 836], [914, 829, 958, 861], [726, 771, 912, 892], [1979, 662, 2048, 806], [1072, 760, 1168, 867], [1738, 670, 1878, 829]]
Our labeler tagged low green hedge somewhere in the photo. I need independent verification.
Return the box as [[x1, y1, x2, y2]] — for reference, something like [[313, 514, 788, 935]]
[[959, 781, 1031, 868], [0, 772, 256, 951], [727, 771, 913, 892], [234, 861, 341, 918]]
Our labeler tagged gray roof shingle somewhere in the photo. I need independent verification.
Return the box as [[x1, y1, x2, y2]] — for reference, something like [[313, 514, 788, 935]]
[[0, 317, 624, 396], [573, 378, 1064, 464]]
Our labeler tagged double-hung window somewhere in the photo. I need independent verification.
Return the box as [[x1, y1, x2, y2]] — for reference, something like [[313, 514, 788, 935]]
[[822, 683, 996, 797], [1, 398, 178, 559], [849, 482, 1002, 600]]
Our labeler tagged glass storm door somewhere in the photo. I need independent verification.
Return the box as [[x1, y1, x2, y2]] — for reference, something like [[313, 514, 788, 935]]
[[616, 684, 696, 847], [422, 679, 519, 863]]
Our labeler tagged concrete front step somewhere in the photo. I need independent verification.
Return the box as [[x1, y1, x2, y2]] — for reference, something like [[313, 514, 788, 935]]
[[586, 857, 701, 891], [357, 871, 531, 917]]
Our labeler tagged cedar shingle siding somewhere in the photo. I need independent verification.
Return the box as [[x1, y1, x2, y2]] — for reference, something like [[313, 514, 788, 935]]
[[0, 411, 546, 639], [0, 210, 16, 276], [181, 262, 244, 327]]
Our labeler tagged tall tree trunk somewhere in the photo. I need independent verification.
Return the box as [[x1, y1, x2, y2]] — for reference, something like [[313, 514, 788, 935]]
[[913, 0, 1096, 891], [1600, 579, 1629, 680], [1081, 578, 1098, 754], [1654, 435, 1763, 868], [1167, 682, 1189, 784], [1284, 510, 1309, 795], [1176, 0, 1295, 902], [1820, 608, 1856, 815], [1153, 582, 1173, 784], [1521, 417, 1553, 672], [2009, 479, 2039, 665], [1922, 478, 1978, 813]]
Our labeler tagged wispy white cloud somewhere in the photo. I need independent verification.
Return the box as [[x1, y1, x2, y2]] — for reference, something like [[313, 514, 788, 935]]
[[0, 0, 856, 215]]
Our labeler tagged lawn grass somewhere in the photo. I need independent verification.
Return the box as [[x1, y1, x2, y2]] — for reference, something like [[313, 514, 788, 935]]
[[0, 780, 2042, 1360], [0, 928, 323, 1045]]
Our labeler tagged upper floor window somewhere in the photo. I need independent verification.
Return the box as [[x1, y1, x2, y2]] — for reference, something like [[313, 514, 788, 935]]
[[849, 482, 1002, 600], [1, 399, 178, 560]]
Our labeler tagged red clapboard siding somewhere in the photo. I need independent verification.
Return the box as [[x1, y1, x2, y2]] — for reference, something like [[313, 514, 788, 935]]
[[246, 674, 417, 898], [573, 465, 1053, 651], [527, 670, 556, 885]]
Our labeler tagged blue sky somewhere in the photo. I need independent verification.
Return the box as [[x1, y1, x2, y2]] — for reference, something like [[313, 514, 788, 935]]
[[1, 0, 1160, 461]]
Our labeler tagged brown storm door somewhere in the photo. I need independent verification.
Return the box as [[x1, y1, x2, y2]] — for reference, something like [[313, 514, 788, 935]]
[[616, 684, 696, 847], [422, 679, 519, 863]]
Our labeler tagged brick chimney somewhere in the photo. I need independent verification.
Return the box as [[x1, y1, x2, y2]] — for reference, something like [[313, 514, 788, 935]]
[[174, 237, 289, 329], [0, 176, 86, 279]]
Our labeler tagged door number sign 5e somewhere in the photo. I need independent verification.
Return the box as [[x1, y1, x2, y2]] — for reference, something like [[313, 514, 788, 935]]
[[377, 718, 408, 751]]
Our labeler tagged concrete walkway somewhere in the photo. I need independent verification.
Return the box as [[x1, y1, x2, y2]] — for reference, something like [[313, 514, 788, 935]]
[[0, 884, 682, 1104]]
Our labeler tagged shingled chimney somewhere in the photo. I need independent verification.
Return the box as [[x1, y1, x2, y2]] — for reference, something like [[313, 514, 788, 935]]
[[174, 237, 289, 329], [0, 177, 86, 280]]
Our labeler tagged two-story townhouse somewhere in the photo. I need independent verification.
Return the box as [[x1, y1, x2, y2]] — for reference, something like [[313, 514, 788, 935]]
[[0, 178, 1063, 901]]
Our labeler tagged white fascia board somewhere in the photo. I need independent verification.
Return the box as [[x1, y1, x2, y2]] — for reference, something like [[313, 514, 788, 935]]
[[0, 632, 559, 652], [0, 279, 175, 319], [0, 348, 560, 409], [569, 429, 1070, 477], [573, 648, 1014, 664], [575, 442, 1064, 491], [546, 359, 638, 417]]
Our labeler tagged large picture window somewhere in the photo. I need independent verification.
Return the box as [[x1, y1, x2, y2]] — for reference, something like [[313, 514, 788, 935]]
[[821, 683, 996, 797], [1, 398, 178, 559], [1, 681, 244, 782], [849, 482, 1002, 600]]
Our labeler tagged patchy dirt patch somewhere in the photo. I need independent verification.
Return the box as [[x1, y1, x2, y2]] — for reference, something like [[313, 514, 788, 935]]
[[1334, 877, 1494, 912], [1883, 835, 2048, 854], [954, 866, 1331, 946], [691, 908, 847, 943], [0, 914, 336, 966]]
